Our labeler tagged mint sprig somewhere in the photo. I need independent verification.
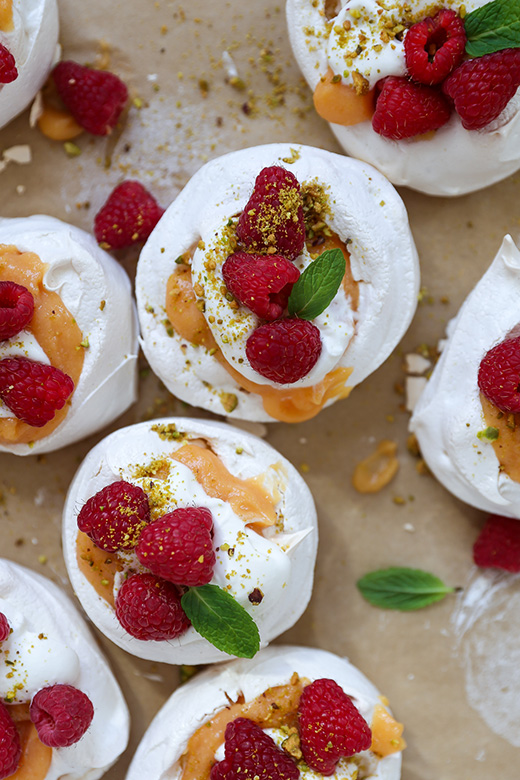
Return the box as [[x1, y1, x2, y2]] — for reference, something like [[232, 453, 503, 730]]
[[464, 0, 520, 57], [288, 248, 346, 320], [181, 584, 260, 658], [357, 567, 455, 611]]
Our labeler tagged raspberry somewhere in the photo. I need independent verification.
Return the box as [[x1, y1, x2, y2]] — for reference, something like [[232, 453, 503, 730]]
[[373, 76, 452, 139], [246, 318, 321, 384], [404, 9, 466, 86], [115, 572, 190, 641], [52, 61, 128, 136], [443, 48, 520, 130], [0, 702, 20, 779], [0, 282, 34, 341], [77, 481, 150, 553], [136, 507, 215, 586], [210, 718, 299, 780], [0, 358, 74, 427], [236, 166, 305, 261], [473, 515, 520, 573], [478, 335, 520, 413], [0, 614, 10, 642], [222, 252, 300, 321], [0, 44, 17, 85], [299, 679, 372, 775], [30, 684, 94, 748], [94, 181, 164, 250]]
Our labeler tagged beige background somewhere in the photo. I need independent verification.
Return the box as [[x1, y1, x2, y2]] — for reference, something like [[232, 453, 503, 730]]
[[1, 0, 520, 778]]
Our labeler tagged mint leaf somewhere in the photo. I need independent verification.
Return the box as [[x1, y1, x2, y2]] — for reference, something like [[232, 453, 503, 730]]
[[464, 0, 520, 57], [288, 248, 346, 320], [181, 584, 260, 658], [357, 567, 455, 611]]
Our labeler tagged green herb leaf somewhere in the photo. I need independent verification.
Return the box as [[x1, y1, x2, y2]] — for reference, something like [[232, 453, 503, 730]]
[[288, 248, 346, 320], [464, 0, 520, 57], [477, 426, 500, 441], [181, 584, 260, 658], [357, 567, 454, 611]]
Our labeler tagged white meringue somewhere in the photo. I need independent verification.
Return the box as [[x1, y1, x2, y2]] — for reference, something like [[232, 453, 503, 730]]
[[0, 0, 59, 130], [0, 215, 139, 454], [125, 645, 402, 780], [62, 417, 318, 664], [0, 558, 129, 780], [137, 143, 419, 422], [411, 235, 520, 516], [286, 0, 520, 196]]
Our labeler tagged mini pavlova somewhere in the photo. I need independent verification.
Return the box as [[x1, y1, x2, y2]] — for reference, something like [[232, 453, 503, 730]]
[[0, 558, 129, 780], [62, 418, 318, 664], [136, 143, 419, 423], [0, 215, 138, 454], [126, 645, 405, 780]]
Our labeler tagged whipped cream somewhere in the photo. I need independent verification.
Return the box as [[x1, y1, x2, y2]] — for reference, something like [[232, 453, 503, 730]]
[[0, 0, 59, 129], [411, 236, 520, 516], [125, 645, 402, 780], [62, 417, 318, 664], [286, 0, 520, 196], [137, 143, 419, 421], [0, 558, 129, 780], [0, 215, 139, 454]]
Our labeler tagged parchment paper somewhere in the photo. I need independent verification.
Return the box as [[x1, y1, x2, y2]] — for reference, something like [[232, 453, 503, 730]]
[[1, 1, 520, 778]]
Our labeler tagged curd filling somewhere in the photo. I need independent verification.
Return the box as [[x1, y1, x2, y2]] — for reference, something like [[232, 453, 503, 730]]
[[481, 394, 520, 483], [165, 228, 356, 423], [0, 0, 13, 32], [0, 246, 84, 443], [7, 706, 52, 780]]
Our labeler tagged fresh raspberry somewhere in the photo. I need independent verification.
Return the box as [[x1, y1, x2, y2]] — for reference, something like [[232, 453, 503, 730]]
[[0, 44, 17, 85], [77, 481, 150, 553], [0, 702, 20, 779], [443, 48, 520, 131], [236, 166, 305, 261], [299, 679, 372, 775], [210, 718, 299, 780], [246, 318, 321, 384], [94, 181, 164, 250], [52, 61, 127, 136], [115, 572, 191, 641], [30, 684, 94, 748], [136, 507, 215, 587], [0, 282, 34, 341], [372, 76, 452, 139], [473, 515, 520, 573], [478, 335, 520, 413], [0, 358, 74, 427], [0, 614, 10, 642], [404, 9, 466, 86], [222, 252, 300, 321]]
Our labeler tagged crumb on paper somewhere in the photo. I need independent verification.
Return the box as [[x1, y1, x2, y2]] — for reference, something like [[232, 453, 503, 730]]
[[405, 376, 427, 413]]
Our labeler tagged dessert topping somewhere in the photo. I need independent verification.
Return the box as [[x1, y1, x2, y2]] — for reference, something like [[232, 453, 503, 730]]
[[443, 47, 520, 130], [136, 507, 216, 587], [287, 248, 345, 321], [464, 0, 520, 57], [222, 252, 300, 321], [0, 43, 17, 85], [52, 61, 128, 136], [77, 481, 151, 553], [0, 701, 21, 779], [473, 514, 520, 572], [0, 614, 9, 642], [478, 334, 520, 412], [115, 572, 191, 641], [236, 166, 305, 261], [210, 717, 300, 780], [298, 678, 372, 774], [94, 181, 165, 250], [0, 358, 74, 428], [246, 318, 322, 384], [404, 9, 467, 85], [30, 684, 94, 748], [0, 282, 34, 342], [372, 76, 452, 139]]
